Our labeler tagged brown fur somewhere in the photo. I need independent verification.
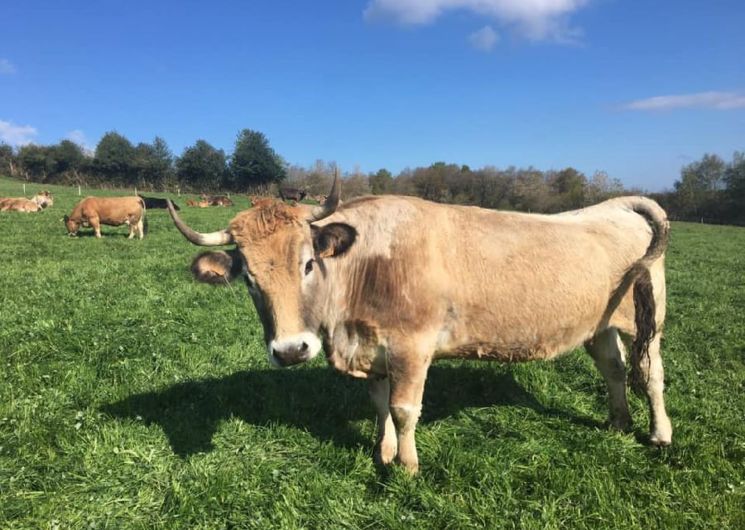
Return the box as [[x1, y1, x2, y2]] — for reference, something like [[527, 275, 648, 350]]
[[183, 193, 673, 471], [65, 196, 145, 238], [0, 191, 53, 212], [0, 197, 40, 212]]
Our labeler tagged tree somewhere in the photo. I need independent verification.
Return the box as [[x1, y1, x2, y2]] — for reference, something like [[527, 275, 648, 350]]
[[0, 142, 17, 177], [49, 140, 85, 181], [586, 170, 624, 205], [176, 140, 227, 191], [369, 168, 393, 195], [724, 151, 745, 223], [549, 167, 587, 210], [17, 144, 53, 180], [134, 137, 174, 189], [93, 131, 136, 186], [227, 129, 286, 190], [674, 153, 726, 219]]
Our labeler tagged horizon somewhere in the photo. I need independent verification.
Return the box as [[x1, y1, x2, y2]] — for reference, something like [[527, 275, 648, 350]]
[[1, 1, 744, 192]]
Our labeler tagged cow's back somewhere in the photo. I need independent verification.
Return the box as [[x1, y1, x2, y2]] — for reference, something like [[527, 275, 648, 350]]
[[77, 196, 144, 225], [323, 195, 656, 361]]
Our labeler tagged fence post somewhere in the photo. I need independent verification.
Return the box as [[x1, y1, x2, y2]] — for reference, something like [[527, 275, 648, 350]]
[[23, 183, 26, 194], [78, 185, 81, 196]]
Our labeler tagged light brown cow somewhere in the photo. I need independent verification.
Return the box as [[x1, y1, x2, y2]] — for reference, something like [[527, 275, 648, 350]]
[[167, 177, 672, 474], [0, 191, 54, 212], [65, 196, 146, 239]]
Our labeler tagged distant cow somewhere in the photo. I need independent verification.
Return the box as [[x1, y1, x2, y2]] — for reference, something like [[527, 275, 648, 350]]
[[210, 195, 233, 207], [198, 194, 233, 207], [279, 187, 307, 202], [65, 196, 146, 239], [168, 176, 673, 474], [0, 191, 54, 212], [139, 195, 180, 210]]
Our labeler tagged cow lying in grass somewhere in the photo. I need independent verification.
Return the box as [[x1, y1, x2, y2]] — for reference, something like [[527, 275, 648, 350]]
[[65, 196, 146, 239], [0, 191, 54, 212], [167, 176, 672, 474]]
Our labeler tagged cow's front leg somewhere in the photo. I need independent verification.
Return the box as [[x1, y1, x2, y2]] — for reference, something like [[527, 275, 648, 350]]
[[388, 354, 431, 475], [368, 377, 397, 465]]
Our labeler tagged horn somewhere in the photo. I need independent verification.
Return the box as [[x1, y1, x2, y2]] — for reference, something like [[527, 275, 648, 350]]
[[167, 199, 233, 246], [309, 168, 340, 221]]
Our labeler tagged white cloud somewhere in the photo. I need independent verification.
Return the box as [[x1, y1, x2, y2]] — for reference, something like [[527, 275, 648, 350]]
[[0, 58, 16, 75], [364, 0, 588, 42], [0, 119, 37, 146], [469, 26, 499, 51], [625, 91, 745, 111]]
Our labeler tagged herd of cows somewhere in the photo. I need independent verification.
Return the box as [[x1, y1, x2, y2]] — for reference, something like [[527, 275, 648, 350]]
[[2, 177, 673, 473]]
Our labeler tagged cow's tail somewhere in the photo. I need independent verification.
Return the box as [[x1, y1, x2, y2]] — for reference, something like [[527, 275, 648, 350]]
[[625, 197, 669, 393], [139, 197, 149, 236]]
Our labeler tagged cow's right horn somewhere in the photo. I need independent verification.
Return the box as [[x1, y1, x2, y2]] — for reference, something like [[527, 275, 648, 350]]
[[309, 169, 340, 221], [167, 199, 233, 246]]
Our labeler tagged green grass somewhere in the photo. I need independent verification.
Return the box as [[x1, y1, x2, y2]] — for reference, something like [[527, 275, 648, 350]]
[[1, 176, 744, 529]]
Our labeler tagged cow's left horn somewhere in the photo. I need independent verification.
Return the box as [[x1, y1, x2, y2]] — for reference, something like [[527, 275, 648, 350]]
[[309, 169, 340, 221], [167, 199, 233, 246]]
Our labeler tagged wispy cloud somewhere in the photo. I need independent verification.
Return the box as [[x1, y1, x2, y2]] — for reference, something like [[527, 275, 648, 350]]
[[624, 91, 745, 111], [469, 26, 499, 51], [364, 0, 589, 43], [0, 119, 37, 146], [0, 58, 16, 75]]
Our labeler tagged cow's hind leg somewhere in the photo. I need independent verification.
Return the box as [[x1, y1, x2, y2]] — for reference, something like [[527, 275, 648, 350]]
[[586, 328, 632, 431], [636, 332, 672, 446], [368, 378, 397, 465]]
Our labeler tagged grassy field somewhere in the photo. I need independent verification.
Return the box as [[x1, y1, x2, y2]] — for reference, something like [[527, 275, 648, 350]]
[[1, 176, 744, 529]]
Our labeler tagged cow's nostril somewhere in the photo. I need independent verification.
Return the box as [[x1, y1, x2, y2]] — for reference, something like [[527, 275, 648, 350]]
[[300, 342, 308, 353]]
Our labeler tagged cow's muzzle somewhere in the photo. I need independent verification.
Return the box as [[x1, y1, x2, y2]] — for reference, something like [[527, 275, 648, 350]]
[[268, 333, 321, 368]]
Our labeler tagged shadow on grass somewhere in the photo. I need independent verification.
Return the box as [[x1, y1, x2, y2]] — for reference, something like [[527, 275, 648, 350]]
[[101, 364, 603, 458]]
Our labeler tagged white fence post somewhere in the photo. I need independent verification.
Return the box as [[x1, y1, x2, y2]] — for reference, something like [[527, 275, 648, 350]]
[[78, 185, 81, 196]]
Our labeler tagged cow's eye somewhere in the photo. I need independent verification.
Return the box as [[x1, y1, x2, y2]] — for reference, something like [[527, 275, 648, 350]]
[[304, 259, 314, 276]]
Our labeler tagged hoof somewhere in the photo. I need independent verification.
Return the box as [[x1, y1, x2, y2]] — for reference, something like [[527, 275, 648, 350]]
[[373, 438, 397, 466], [649, 434, 672, 447]]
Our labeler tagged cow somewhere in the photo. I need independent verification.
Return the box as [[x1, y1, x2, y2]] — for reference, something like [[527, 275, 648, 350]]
[[0, 197, 40, 212], [166, 176, 672, 474], [65, 196, 146, 239], [279, 187, 307, 203], [211, 195, 233, 207], [138, 195, 180, 210], [0, 191, 54, 212]]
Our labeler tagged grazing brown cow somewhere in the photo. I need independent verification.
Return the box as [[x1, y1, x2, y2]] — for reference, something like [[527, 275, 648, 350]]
[[0, 191, 54, 212], [167, 177, 672, 474], [65, 196, 146, 239]]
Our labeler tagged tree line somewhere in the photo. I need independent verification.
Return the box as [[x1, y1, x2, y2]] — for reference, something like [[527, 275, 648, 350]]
[[1, 131, 742, 224], [0, 129, 285, 192]]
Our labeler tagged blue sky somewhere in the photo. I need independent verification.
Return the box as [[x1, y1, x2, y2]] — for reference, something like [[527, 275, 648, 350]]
[[1, 0, 744, 190]]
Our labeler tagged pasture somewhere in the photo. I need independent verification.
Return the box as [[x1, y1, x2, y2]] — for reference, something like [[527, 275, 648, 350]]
[[1, 176, 744, 529]]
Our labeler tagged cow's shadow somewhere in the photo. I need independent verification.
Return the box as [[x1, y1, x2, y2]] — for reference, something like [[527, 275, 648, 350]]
[[101, 364, 602, 458]]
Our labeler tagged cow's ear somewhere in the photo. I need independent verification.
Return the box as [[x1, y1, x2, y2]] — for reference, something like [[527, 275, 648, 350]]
[[191, 249, 243, 285], [312, 223, 357, 259]]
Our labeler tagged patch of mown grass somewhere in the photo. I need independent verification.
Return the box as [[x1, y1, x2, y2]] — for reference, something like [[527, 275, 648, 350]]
[[1, 176, 744, 528]]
